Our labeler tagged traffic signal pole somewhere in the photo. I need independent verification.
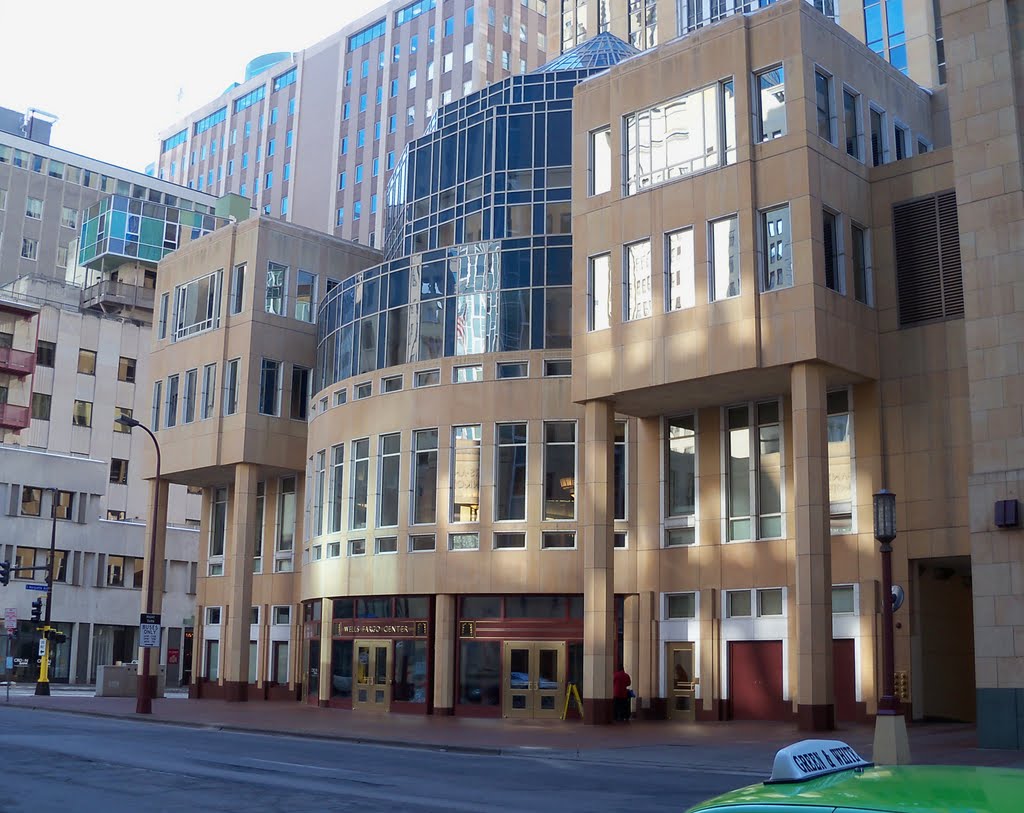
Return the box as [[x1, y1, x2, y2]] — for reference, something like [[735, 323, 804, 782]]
[[34, 489, 58, 697]]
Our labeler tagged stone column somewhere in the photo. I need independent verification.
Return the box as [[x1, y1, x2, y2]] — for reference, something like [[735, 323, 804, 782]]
[[582, 400, 616, 724], [222, 464, 258, 701], [637, 590, 658, 716], [137, 478, 169, 702], [791, 362, 835, 730], [433, 594, 456, 714]]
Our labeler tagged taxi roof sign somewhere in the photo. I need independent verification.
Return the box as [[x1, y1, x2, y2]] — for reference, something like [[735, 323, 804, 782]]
[[767, 739, 871, 784]]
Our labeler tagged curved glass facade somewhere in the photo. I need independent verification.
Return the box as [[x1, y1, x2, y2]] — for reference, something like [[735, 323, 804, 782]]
[[314, 36, 638, 393]]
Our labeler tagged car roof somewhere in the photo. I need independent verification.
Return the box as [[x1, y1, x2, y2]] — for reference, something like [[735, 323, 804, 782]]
[[687, 765, 1024, 813]]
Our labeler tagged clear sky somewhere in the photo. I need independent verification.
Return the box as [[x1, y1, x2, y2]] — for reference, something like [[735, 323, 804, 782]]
[[2, 0, 383, 173]]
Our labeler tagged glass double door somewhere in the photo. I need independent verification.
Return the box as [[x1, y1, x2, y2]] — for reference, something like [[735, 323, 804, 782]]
[[353, 640, 392, 712], [666, 641, 697, 721], [502, 641, 565, 719]]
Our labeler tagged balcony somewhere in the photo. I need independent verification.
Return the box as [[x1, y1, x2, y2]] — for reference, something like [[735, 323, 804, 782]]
[[80, 280, 155, 314], [0, 403, 30, 431], [0, 347, 34, 376]]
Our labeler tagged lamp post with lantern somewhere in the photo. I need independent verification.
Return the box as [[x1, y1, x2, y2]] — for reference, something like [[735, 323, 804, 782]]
[[871, 489, 911, 764]]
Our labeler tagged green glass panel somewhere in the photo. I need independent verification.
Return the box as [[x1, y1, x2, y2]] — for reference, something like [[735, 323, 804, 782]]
[[110, 210, 127, 239], [140, 217, 163, 248]]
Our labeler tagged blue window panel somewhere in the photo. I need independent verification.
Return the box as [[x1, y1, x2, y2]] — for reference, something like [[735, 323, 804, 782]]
[[443, 296, 456, 355], [341, 286, 356, 324], [546, 247, 572, 285], [377, 312, 388, 370], [547, 111, 572, 165], [389, 269, 409, 307], [531, 288, 545, 348], [420, 261, 446, 298], [499, 289, 531, 351], [501, 250, 532, 288]]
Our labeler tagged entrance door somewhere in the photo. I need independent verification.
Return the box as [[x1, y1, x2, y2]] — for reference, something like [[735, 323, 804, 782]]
[[665, 641, 697, 721], [305, 639, 321, 705], [728, 640, 785, 720], [353, 640, 392, 711], [502, 641, 565, 719]]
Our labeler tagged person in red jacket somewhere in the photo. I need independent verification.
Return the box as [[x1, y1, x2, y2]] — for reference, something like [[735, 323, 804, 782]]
[[613, 664, 632, 722]]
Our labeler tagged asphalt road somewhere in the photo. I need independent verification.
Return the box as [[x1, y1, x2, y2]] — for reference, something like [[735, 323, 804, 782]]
[[0, 706, 753, 813]]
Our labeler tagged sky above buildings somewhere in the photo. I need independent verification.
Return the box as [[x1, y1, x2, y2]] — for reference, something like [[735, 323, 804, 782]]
[[3, 0, 382, 173]]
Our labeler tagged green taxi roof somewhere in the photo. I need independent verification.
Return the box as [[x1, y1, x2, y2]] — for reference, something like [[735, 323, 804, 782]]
[[687, 765, 1024, 813]]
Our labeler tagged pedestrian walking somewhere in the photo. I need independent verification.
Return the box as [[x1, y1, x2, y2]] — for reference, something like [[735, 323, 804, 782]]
[[613, 664, 632, 722]]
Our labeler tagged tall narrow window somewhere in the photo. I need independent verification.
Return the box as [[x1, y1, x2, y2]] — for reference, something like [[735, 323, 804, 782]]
[[495, 423, 527, 521], [843, 89, 862, 160], [378, 433, 401, 527], [230, 263, 246, 314], [709, 216, 740, 301], [665, 415, 696, 546], [451, 425, 482, 522], [314, 450, 326, 536], [726, 406, 751, 541], [756, 401, 783, 538], [588, 254, 611, 331], [412, 429, 438, 525], [165, 375, 180, 428], [755, 66, 786, 142], [290, 365, 309, 420], [827, 390, 854, 534], [870, 106, 885, 166], [182, 368, 198, 424], [350, 438, 370, 530], [589, 127, 611, 195], [151, 380, 162, 430], [209, 487, 228, 573], [761, 205, 792, 291], [850, 224, 872, 305], [266, 262, 286, 315], [158, 293, 169, 339], [295, 270, 316, 322], [276, 476, 296, 572], [823, 210, 843, 293], [614, 421, 627, 521], [815, 70, 834, 143], [254, 482, 265, 573], [224, 358, 240, 416], [726, 401, 783, 541], [543, 422, 576, 520], [893, 123, 910, 160], [624, 240, 652, 320], [259, 359, 281, 416], [329, 444, 345, 533], [665, 228, 695, 311], [201, 363, 217, 419]]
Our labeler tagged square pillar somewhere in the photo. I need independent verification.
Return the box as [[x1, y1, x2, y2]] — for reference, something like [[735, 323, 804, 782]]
[[582, 400, 616, 724], [433, 594, 456, 714], [222, 463, 258, 701], [791, 362, 835, 730]]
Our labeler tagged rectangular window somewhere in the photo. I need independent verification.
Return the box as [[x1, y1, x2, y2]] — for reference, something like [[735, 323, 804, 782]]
[[152, 381, 162, 429], [541, 532, 576, 549], [588, 254, 611, 331], [382, 375, 402, 392], [21, 238, 38, 261], [182, 368, 198, 423], [313, 450, 326, 537], [449, 532, 480, 551], [355, 382, 372, 399], [709, 216, 740, 301], [589, 127, 611, 195], [832, 585, 856, 613], [843, 89, 862, 160], [494, 532, 526, 550], [496, 362, 528, 379], [624, 240, 652, 321], [165, 375, 179, 428], [210, 487, 228, 562], [158, 293, 170, 339], [35, 340, 56, 367], [376, 537, 398, 555], [828, 389, 855, 534], [31, 392, 51, 421], [544, 359, 572, 377], [60, 206, 78, 229], [378, 433, 401, 527], [666, 593, 697, 619], [223, 358, 240, 415], [25, 197, 43, 219], [757, 588, 784, 616], [77, 349, 97, 375], [823, 210, 843, 293], [665, 228, 695, 311], [726, 589, 752, 618], [894, 122, 910, 161], [850, 224, 872, 305], [266, 262, 287, 315], [451, 425, 482, 522], [414, 369, 440, 388], [253, 482, 265, 572], [412, 429, 438, 524], [410, 534, 435, 552], [350, 438, 370, 530], [454, 364, 482, 383], [174, 270, 223, 340], [870, 106, 886, 166], [613, 420, 627, 521], [814, 70, 834, 143], [117, 356, 137, 383], [495, 423, 527, 521], [665, 415, 696, 546], [726, 401, 783, 541], [543, 422, 576, 520], [259, 359, 281, 416], [201, 363, 217, 419], [755, 65, 786, 142], [329, 444, 345, 533], [230, 264, 245, 314], [289, 365, 310, 420], [110, 458, 129, 485], [761, 205, 793, 291], [276, 476, 296, 571]]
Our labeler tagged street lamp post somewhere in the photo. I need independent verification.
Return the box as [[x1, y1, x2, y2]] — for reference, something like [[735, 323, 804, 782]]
[[871, 488, 910, 764], [115, 414, 161, 715]]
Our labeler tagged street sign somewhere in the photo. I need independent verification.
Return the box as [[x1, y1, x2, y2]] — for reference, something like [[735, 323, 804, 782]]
[[140, 613, 161, 648], [4, 608, 15, 631], [24, 584, 47, 592], [38, 638, 46, 657]]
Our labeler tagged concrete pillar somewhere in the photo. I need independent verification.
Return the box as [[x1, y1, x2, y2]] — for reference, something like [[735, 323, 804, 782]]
[[137, 477, 169, 702], [791, 362, 835, 730], [222, 464, 257, 701], [582, 400, 616, 724], [318, 604, 332, 706], [623, 593, 640, 711], [433, 594, 456, 714], [637, 590, 658, 716]]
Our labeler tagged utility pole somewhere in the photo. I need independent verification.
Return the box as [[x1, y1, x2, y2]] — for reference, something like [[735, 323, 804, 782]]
[[34, 487, 59, 696]]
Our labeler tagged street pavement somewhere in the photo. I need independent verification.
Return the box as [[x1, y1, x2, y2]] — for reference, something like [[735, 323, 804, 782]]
[[3, 687, 1024, 774]]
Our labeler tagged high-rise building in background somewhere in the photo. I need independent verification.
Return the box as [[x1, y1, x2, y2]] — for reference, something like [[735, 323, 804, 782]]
[[153, 0, 551, 250]]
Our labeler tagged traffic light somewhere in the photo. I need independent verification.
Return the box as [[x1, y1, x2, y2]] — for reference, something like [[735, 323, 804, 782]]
[[0, 560, 10, 586], [44, 629, 66, 644], [30, 598, 43, 623]]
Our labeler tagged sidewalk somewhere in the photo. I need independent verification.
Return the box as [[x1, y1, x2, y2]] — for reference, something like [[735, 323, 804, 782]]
[[5, 691, 1024, 773]]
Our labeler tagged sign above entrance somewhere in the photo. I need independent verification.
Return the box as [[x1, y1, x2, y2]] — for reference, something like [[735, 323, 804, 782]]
[[334, 621, 428, 637]]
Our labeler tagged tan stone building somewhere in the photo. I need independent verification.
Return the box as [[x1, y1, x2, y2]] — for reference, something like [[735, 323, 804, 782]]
[[150, 0, 1024, 746]]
